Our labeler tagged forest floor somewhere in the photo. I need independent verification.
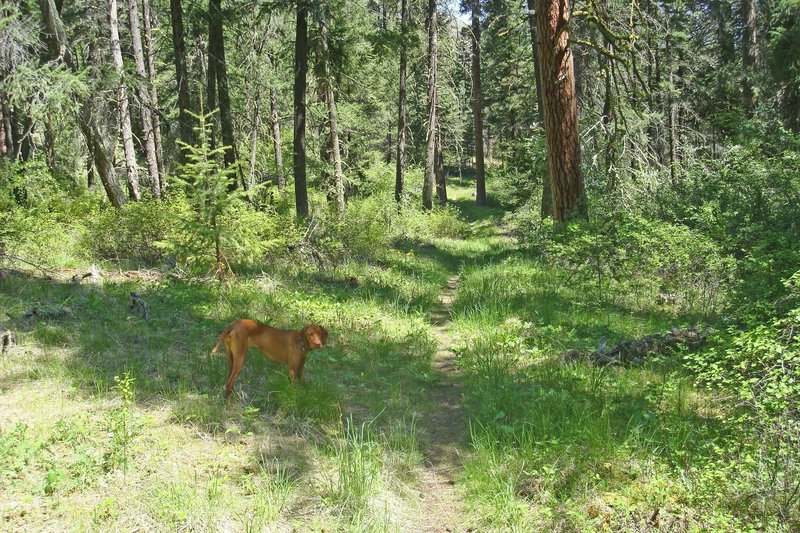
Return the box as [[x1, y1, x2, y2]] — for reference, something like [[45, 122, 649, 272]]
[[0, 183, 746, 531]]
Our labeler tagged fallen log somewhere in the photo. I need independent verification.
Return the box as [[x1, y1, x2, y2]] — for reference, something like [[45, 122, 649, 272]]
[[562, 326, 709, 366]]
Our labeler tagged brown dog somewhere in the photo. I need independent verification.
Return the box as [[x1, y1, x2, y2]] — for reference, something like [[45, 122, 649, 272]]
[[211, 319, 329, 405]]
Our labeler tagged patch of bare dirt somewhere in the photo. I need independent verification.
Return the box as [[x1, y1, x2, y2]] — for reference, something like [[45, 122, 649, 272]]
[[415, 274, 471, 532]]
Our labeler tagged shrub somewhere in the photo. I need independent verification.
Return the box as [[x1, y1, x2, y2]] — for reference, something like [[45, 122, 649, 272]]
[[653, 136, 800, 314], [84, 200, 178, 265], [298, 195, 393, 269], [534, 213, 735, 314], [689, 271, 800, 418], [395, 202, 467, 242]]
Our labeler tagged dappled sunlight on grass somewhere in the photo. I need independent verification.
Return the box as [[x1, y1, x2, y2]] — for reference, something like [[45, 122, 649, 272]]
[[0, 182, 776, 531]]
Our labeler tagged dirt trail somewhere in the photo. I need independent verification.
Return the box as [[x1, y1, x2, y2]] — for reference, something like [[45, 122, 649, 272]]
[[416, 274, 469, 532]]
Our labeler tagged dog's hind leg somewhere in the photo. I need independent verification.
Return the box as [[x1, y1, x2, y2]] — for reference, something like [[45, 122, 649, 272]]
[[224, 339, 248, 406]]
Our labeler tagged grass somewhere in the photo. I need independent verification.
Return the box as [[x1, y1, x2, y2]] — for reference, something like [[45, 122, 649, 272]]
[[0, 181, 791, 530]]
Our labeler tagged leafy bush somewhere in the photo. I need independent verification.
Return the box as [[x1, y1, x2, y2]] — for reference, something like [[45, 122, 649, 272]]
[[0, 161, 76, 211], [395, 202, 467, 242], [0, 162, 94, 266], [684, 271, 800, 529], [513, 210, 734, 313], [654, 136, 800, 314], [689, 271, 800, 417], [84, 200, 178, 265], [295, 192, 467, 271], [1, 204, 85, 267]]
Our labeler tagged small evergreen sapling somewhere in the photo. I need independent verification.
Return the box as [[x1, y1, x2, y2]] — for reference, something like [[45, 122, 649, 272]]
[[173, 110, 248, 279]]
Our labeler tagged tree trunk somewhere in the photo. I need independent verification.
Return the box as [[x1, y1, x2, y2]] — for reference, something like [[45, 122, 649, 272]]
[[601, 16, 616, 188], [142, 0, 165, 185], [486, 123, 493, 164], [435, 126, 446, 204], [320, 18, 346, 218], [741, 0, 758, 116], [325, 84, 346, 217], [536, 0, 587, 222], [422, 0, 437, 210], [471, 0, 486, 206], [0, 96, 6, 163], [208, 0, 237, 184], [293, 2, 309, 217], [717, 0, 735, 64], [526, 0, 552, 218], [395, 0, 409, 203], [9, 108, 20, 160], [268, 52, 284, 189], [19, 115, 33, 161], [665, 20, 677, 184], [44, 120, 56, 171], [2, 101, 12, 160], [109, 0, 141, 201], [206, 27, 218, 149], [129, 0, 160, 198], [170, 0, 193, 161], [270, 86, 284, 189], [247, 93, 259, 195], [79, 105, 127, 207], [86, 156, 95, 189]]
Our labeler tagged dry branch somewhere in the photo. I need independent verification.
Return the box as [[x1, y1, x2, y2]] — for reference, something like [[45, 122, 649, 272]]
[[563, 326, 708, 365]]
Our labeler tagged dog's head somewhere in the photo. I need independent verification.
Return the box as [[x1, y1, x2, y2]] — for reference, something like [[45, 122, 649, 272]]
[[302, 324, 329, 350]]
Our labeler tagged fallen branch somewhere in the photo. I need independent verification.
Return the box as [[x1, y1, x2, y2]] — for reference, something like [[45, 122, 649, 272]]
[[562, 326, 709, 366], [70, 272, 93, 284], [22, 307, 73, 321]]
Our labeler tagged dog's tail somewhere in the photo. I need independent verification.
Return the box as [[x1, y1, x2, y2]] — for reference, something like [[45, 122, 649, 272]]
[[210, 324, 234, 358]]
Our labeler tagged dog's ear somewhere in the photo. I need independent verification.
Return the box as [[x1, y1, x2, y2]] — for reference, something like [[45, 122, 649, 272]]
[[319, 326, 329, 345]]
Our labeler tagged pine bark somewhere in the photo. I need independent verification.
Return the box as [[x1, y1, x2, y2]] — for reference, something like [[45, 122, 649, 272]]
[[170, 0, 193, 160], [320, 18, 346, 218], [535, 0, 587, 221], [247, 93, 259, 195], [526, 0, 552, 218], [208, 0, 237, 182], [435, 126, 446, 204], [471, 0, 486, 206], [293, 3, 309, 217], [79, 105, 127, 207], [325, 84, 346, 217], [422, 0, 438, 210], [268, 52, 284, 189], [395, 0, 409, 203], [43, 119, 56, 171], [0, 96, 6, 163], [206, 30, 218, 149], [142, 0, 165, 184], [109, 0, 141, 201], [129, 0, 160, 198], [270, 86, 284, 189]]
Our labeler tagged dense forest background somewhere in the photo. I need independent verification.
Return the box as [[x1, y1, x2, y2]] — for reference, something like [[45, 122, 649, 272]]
[[1, 0, 800, 530]]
